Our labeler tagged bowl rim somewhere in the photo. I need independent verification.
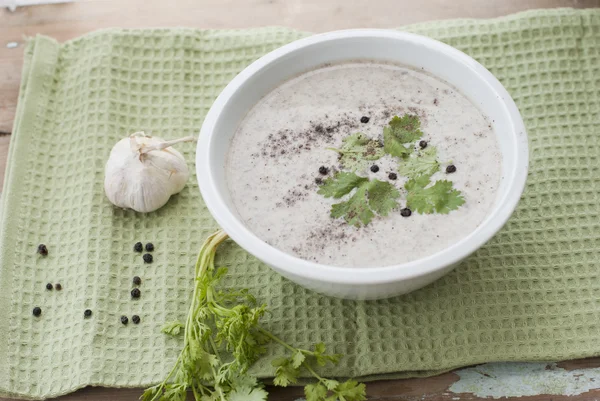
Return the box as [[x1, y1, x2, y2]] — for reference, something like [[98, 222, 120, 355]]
[[197, 29, 528, 285]]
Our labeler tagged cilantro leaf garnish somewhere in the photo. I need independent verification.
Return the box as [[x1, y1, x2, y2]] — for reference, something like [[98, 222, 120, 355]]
[[405, 175, 465, 214], [327, 132, 384, 171], [383, 114, 423, 158], [143, 230, 366, 401], [330, 186, 374, 227], [319, 171, 400, 226], [388, 114, 424, 142], [364, 179, 402, 217], [398, 145, 440, 180], [317, 113, 465, 225], [317, 171, 368, 198]]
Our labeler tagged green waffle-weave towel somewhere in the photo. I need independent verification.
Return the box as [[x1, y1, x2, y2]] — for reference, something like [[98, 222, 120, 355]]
[[1, 8, 600, 400]]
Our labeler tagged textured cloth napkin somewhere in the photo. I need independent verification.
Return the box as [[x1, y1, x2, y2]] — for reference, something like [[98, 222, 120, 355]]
[[1, 8, 599, 400]]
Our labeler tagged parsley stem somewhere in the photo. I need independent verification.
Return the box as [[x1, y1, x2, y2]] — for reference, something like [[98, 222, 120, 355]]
[[257, 328, 297, 353], [191, 385, 201, 400], [303, 362, 325, 382], [147, 348, 187, 401], [209, 364, 226, 401], [208, 335, 222, 363], [257, 328, 328, 383]]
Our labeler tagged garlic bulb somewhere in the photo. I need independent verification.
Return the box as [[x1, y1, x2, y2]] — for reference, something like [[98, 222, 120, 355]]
[[104, 132, 196, 213]]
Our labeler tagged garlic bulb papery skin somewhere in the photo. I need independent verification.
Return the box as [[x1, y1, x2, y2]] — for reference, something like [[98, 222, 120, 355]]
[[104, 132, 196, 213]]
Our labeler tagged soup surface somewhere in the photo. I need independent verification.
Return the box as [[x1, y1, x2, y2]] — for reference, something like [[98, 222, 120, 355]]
[[226, 61, 502, 267]]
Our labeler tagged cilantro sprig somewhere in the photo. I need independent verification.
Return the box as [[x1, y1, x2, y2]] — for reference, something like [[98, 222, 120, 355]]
[[143, 231, 366, 401], [318, 171, 400, 227], [269, 340, 366, 401], [319, 114, 464, 226]]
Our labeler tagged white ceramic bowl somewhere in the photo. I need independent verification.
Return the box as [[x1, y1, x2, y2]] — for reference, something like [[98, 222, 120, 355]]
[[197, 29, 528, 300]]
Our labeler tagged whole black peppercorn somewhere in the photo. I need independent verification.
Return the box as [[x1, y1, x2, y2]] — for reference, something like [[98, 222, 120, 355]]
[[446, 164, 457, 173], [32, 307, 42, 317], [419, 140, 428, 149], [120, 315, 128, 325], [388, 173, 397, 180], [318, 166, 329, 175], [145, 243, 154, 252], [360, 116, 370, 123], [315, 177, 323, 185], [84, 309, 92, 318], [46, 283, 53, 290], [400, 208, 412, 217], [55, 283, 62, 291], [133, 242, 143, 253], [132, 315, 141, 324], [143, 253, 153, 263], [37, 244, 48, 256], [370, 165, 380, 173], [133, 276, 142, 286], [131, 288, 141, 298]]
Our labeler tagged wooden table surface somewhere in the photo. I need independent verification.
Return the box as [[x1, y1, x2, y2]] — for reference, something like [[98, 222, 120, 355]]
[[1, 0, 600, 400]]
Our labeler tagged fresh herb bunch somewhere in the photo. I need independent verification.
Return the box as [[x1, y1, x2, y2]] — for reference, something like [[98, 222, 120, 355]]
[[142, 230, 366, 401], [322, 114, 464, 226]]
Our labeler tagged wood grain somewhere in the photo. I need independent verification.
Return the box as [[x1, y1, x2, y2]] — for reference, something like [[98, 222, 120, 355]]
[[5, 358, 598, 401], [1, 0, 600, 400]]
